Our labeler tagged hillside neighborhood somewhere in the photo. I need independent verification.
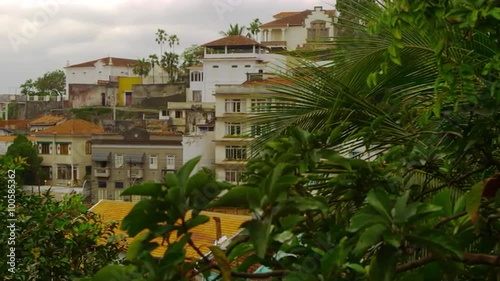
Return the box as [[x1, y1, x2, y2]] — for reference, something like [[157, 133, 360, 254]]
[[2, 0, 499, 280], [0, 5, 336, 203]]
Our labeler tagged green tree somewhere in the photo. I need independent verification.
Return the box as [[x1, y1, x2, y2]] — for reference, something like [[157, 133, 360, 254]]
[[247, 18, 261, 39], [180, 44, 203, 74], [161, 52, 179, 82], [0, 156, 126, 280], [20, 70, 65, 96], [220, 23, 246, 36], [155, 28, 168, 83], [148, 54, 159, 84], [87, 0, 500, 279], [132, 58, 151, 79], [5, 135, 42, 185]]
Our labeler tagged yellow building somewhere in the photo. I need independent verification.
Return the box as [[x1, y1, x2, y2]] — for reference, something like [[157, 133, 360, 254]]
[[118, 76, 142, 106], [32, 119, 104, 187]]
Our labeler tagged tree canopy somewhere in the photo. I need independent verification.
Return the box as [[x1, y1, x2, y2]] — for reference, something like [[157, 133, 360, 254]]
[[20, 69, 65, 96]]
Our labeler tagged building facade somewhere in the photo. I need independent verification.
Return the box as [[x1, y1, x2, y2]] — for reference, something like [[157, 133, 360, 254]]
[[32, 119, 104, 187], [213, 83, 276, 183], [90, 128, 183, 203], [260, 6, 337, 51]]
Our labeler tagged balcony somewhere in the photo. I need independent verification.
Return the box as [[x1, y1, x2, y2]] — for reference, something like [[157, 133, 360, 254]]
[[260, 41, 287, 49], [127, 168, 143, 179], [94, 168, 110, 178]]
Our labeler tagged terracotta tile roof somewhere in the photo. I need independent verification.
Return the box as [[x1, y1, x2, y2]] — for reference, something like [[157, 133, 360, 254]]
[[0, 120, 31, 131], [30, 115, 66, 126], [65, 57, 138, 68], [202, 35, 262, 47], [260, 9, 336, 28], [273, 11, 301, 19], [0, 136, 35, 142], [90, 200, 250, 259], [31, 119, 104, 136]]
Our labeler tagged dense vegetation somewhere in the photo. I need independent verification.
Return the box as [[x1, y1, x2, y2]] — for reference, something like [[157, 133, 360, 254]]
[[84, 0, 500, 280], [0, 156, 126, 280], [2, 0, 499, 280]]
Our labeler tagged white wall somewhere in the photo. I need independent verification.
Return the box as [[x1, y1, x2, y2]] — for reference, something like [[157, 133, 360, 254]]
[[182, 131, 215, 173]]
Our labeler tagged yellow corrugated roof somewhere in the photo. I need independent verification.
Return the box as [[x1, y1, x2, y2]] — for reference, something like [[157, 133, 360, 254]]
[[90, 200, 250, 259]]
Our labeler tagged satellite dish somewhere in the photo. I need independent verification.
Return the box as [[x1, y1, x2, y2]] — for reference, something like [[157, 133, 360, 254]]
[[82, 180, 91, 199]]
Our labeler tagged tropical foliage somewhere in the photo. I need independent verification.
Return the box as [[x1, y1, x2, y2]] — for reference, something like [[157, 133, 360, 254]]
[[5, 135, 42, 186], [220, 23, 246, 36], [0, 156, 126, 280], [20, 69, 65, 96], [82, 0, 500, 280]]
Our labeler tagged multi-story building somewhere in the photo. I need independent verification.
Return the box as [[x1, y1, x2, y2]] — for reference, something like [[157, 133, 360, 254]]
[[31, 119, 104, 187], [90, 128, 183, 203], [213, 81, 277, 184], [186, 35, 289, 103], [259, 5, 337, 51], [170, 35, 293, 180]]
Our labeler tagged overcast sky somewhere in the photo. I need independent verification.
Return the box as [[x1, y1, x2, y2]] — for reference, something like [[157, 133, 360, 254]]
[[0, 0, 335, 93]]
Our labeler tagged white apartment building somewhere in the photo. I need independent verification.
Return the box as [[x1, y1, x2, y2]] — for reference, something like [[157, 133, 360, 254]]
[[259, 5, 337, 51]]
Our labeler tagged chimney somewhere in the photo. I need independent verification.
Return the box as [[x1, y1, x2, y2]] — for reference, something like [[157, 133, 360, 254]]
[[213, 217, 222, 241]]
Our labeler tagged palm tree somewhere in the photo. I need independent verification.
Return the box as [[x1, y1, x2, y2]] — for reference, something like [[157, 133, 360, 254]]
[[248, 0, 499, 194], [247, 18, 261, 39], [167, 34, 180, 53], [132, 58, 151, 79], [148, 54, 159, 84], [220, 23, 245, 36], [161, 52, 179, 82], [155, 29, 168, 83]]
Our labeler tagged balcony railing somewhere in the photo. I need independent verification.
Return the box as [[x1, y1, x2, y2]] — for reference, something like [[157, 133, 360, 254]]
[[127, 169, 143, 178], [94, 168, 110, 178]]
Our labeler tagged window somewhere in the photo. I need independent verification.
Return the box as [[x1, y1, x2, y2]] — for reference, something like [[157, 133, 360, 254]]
[[251, 98, 271, 112], [190, 71, 203, 82], [161, 110, 167, 117], [251, 123, 270, 137], [213, 65, 219, 68], [98, 181, 107, 188], [38, 143, 52, 155], [85, 166, 92, 176], [41, 166, 52, 180], [175, 111, 183, 118], [225, 169, 242, 183], [231, 65, 238, 68], [85, 141, 92, 154], [149, 155, 158, 169], [244, 65, 251, 68], [115, 182, 124, 189], [57, 165, 71, 180], [56, 143, 71, 155], [193, 90, 202, 102], [166, 155, 176, 170], [225, 122, 242, 136], [115, 154, 124, 168], [225, 146, 247, 160], [225, 99, 243, 113]]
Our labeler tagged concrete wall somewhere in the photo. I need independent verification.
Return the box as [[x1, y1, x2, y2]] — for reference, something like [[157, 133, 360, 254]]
[[68, 84, 115, 108], [131, 83, 187, 108]]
